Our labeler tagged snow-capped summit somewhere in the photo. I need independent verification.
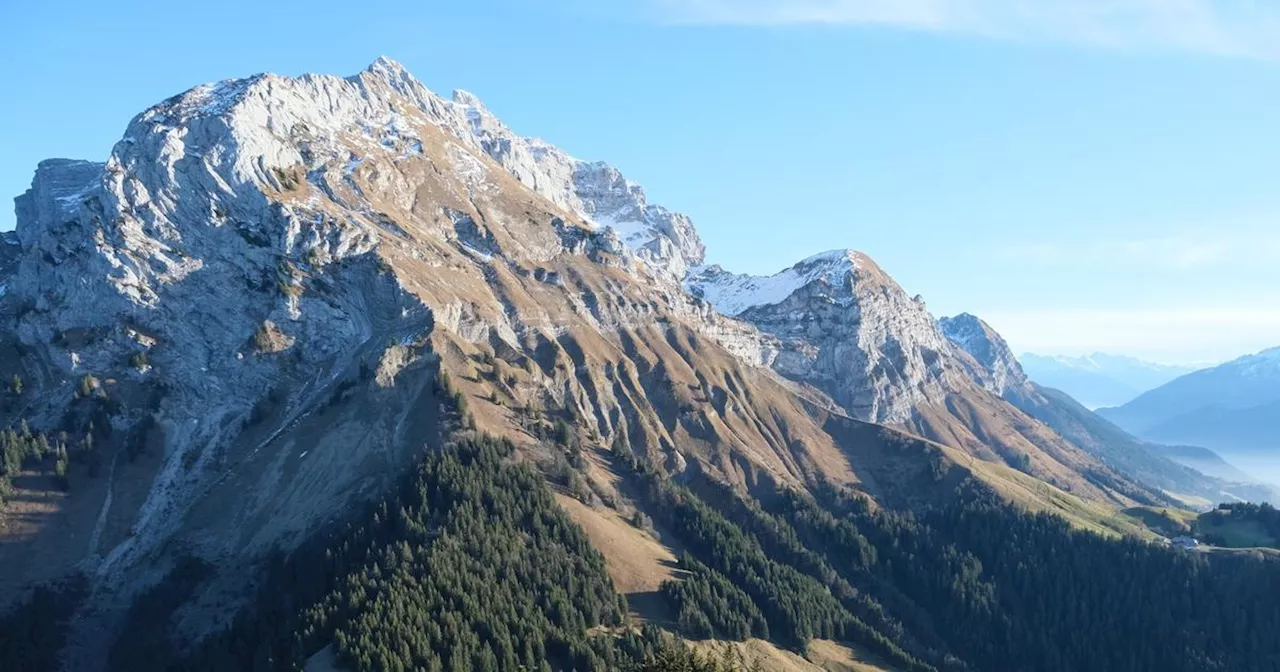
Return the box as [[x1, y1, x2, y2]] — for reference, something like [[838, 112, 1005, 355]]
[[451, 89, 484, 107], [100, 56, 704, 280], [1239, 346, 1280, 374], [1098, 345, 1280, 457], [366, 54, 410, 76], [363, 55, 417, 90], [1100, 345, 1280, 424], [688, 252, 1201, 506], [1019, 352, 1199, 409]]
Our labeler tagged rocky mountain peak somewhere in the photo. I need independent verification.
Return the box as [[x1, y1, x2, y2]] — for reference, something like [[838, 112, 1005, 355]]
[[445, 88, 705, 278], [939, 312, 1028, 396], [450, 88, 485, 108], [365, 54, 412, 79], [687, 259, 1171, 508], [688, 248, 959, 424], [83, 56, 701, 279]]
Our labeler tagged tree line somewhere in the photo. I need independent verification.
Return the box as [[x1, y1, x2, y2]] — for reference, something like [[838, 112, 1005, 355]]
[[14, 393, 1280, 671], [117, 435, 692, 671], [1201, 502, 1280, 547], [614, 437, 1280, 672]]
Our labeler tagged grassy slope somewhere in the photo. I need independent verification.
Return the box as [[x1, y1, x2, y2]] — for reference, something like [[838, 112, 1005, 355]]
[[1120, 506, 1199, 537], [1192, 510, 1280, 549], [688, 638, 894, 672], [1119, 506, 1280, 550], [948, 445, 1153, 539]]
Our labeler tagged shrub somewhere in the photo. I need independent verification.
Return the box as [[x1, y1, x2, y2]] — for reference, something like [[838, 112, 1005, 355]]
[[54, 459, 69, 491], [77, 375, 100, 399]]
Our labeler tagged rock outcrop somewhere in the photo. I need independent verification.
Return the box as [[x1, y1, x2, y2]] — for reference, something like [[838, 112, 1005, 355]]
[[689, 250, 960, 424], [447, 77, 706, 279], [939, 313, 1028, 396]]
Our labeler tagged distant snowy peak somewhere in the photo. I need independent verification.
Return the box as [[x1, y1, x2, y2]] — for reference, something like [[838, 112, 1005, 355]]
[[1023, 352, 1199, 376], [685, 249, 873, 316], [939, 313, 1028, 396], [1098, 344, 1280, 441], [1040, 354, 1110, 372], [1018, 352, 1202, 410], [1213, 346, 1280, 379]]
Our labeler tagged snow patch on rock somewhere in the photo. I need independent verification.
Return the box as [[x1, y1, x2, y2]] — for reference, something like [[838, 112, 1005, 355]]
[[686, 250, 864, 316]]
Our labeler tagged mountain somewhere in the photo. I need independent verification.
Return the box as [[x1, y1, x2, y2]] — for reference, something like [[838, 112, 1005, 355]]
[[0, 59, 805, 666], [689, 256, 1166, 507], [937, 312, 1027, 395], [1099, 348, 1280, 455], [940, 314, 1279, 507], [1149, 444, 1254, 483], [1143, 399, 1280, 453], [687, 251, 965, 425], [4, 58, 1280, 671], [1019, 353, 1198, 409]]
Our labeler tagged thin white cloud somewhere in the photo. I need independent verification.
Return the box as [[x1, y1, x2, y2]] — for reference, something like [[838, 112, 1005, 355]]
[[985, 307, 1280, 363], [643, 0, 1280, 58]]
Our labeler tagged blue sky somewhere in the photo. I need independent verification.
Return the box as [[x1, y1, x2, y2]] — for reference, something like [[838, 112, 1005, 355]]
[[4, 0, 1280, 363]]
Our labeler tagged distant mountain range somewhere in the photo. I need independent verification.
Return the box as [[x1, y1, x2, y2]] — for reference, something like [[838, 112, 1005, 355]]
[[1147, 444, 1254, 483], [1099, 348, 1280, 460], [1019, 353, 1201, 409], [939, 315, 1277, 506]]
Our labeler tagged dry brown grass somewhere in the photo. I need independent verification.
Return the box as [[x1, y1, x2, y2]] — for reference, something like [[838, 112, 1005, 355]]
[[252, 319, 295, 354], [687, 638, 895, 672], [910, 392, 1137, 506], [805, 639, 898, 672], [553, 493, 677, 596]]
